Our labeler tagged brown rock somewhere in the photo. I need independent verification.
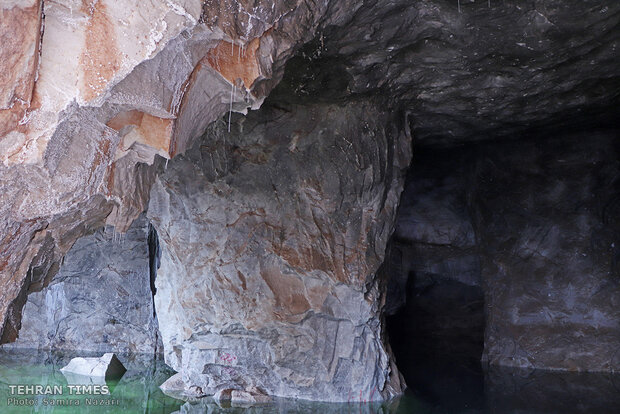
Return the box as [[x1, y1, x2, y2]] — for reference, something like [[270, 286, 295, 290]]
[[0, 0, 42, 136]]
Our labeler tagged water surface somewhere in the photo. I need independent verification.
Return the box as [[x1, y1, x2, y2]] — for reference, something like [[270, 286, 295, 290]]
[[0, 349, 618, 413]]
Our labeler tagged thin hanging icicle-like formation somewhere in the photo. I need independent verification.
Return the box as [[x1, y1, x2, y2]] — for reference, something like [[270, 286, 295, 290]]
[[228, 82, 234, 132]]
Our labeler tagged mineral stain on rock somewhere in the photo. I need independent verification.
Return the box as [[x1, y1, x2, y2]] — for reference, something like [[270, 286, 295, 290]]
[[206, 38, 261, 89], [79, 0, 122, 103], [0, 0, 42, 136]]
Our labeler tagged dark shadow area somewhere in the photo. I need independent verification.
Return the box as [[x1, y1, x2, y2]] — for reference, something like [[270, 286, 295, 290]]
[[384, 143, 487, 411], [384, 128, 620, 413], [387, 277, 485, 411]]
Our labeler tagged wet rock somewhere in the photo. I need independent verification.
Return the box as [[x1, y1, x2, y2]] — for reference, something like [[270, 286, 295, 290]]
[[60, 353, 126, 379], [3, 214, 161, 354], [212, 387, 271, 405], [147, 98, 411, 402]]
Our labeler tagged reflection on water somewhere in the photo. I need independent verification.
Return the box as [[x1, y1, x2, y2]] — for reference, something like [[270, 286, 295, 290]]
[[1, 348, 619, 413], [0, 349, 182, 413], [486, 366, 620, 414]]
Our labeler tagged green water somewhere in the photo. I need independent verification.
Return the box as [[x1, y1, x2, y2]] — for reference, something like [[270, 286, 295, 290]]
[[0, 349, 182, 413], [0, 349, 411, 414], [1, 349, 619, 413]]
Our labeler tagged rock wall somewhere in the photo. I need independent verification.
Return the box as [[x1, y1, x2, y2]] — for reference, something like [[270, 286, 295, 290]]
[[384, 149, 481, 314], [387, 131, 620, 372], [147, 98, 411, 402], [0, 0, 344, 344], [1, 0, 619, 402], [473, 133, 620, 371], [311, 0, 620, 146], [3, 214, 161, 354]]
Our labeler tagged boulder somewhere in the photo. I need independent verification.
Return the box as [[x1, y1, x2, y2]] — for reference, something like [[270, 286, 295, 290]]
[[60, 353, 126, 379]]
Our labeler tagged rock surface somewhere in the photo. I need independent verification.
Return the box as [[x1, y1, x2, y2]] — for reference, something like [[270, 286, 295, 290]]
[[315, 0, 620, 146], [472, 132, 620, 371], [3, 214, 161, 354], [148, 98, 410, 402], [384, 149, 481, 314], [60, 353, 126, 379], [386, 131, 619, 372], [0, 0, 339, 343]]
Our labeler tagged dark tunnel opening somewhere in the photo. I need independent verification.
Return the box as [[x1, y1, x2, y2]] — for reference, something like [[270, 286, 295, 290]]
[[386, 275, 485, 410], [383, 144, 487, 411]]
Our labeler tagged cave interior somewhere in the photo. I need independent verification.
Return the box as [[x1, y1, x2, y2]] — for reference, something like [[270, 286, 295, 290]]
[[0, 0, 619, 411]]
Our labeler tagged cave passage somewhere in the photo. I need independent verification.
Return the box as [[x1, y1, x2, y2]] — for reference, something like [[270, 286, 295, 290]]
[[384, 128, 619, 411], [387, 277, 485, 410], [384, 145, 486, 410]]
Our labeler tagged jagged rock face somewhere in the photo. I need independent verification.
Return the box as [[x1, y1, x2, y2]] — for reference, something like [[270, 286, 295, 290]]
[[0, 0, 618, 402], [147, 99, 410, 402], [4, 214, 161, 354], [316, 0, 620, 146], [0, 0, 341, 344]]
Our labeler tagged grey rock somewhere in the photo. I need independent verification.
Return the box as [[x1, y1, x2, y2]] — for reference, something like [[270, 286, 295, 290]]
[[0, 0, 618, 404], [3, 214, 161, 354], [384, 152, 481, 315], [472, 132, 620, 371], [0, 0, 341, 342], [148, 99, 411, 402], [60, 353, 126, 379], [317, 0, 620, 146]]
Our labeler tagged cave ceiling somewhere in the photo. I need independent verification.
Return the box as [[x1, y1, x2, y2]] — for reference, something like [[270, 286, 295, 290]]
[[277, 0, 620, 147]]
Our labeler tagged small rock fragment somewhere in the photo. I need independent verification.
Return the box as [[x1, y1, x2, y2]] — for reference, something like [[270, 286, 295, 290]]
[[60, 353, 126, 379]]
